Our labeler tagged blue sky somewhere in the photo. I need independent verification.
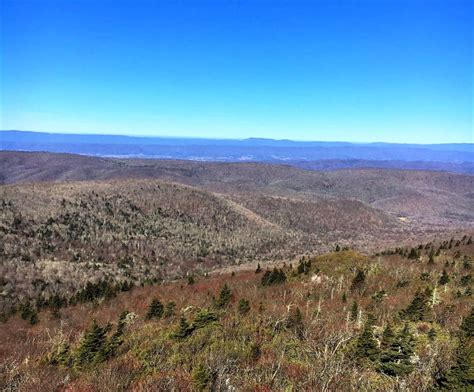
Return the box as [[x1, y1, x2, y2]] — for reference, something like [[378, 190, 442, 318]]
[[1, 0, 472, 143]]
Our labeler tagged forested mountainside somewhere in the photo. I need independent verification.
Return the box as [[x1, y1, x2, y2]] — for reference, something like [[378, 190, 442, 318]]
[[0, 178, 399, 312], [1, 236, 473, 391], [2, 151, 473, 228], [1, 151, 473, 391]]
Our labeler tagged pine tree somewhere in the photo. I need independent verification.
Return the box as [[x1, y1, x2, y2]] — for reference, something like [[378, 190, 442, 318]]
[[436, 337, 474, 390], [439, 269, 450, 286], [400, 288, 431, 321], [350, 300, 358, 322], [173, 317, 192, 339], [342, 293, 347, 303], [379, 323, 415, 376], [460, 307, 474, 338], [192, 363, 211, 391], [106, 311, 129, 358], [428, 327, 437, 341], [354, 319, 380, 363], [261, 268, 287, 286], [297, 259, 311, 275], [29, 310, 39, 325], [146, 298, 164, 319], [76, 320, 108, 366], [216, 284, 232, 308], [238, 299, 250, 315], [164, 301, 176, 318], [408, 248, 419, 260], [192, 309, 218, 329], [19, 302, 33, 321], [351, 269, 366, 292], [286, 306, 304, 338], [249, 342, 261, 361], [380, 323, 396, 350]]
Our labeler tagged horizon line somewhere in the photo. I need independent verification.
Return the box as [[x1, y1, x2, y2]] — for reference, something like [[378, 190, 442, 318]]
[[2, 129, 473, 146]]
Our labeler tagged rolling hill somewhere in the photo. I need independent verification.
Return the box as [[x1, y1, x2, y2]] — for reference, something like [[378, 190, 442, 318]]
[[1, 151, 473, 314]]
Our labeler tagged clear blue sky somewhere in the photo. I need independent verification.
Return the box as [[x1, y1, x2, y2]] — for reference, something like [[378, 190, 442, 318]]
[[1, 0, 472, 143]]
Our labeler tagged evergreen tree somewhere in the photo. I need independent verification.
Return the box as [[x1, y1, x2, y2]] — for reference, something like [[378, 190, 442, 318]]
[[460, 307, 474, 338], [428, 251, 435, 265], [408, 248, 419, 260], [164, 301, 176, 318], [297, 259, 311, 275], [439, 269, 450, 286], [379, 323, 416, 377], [19, 302, 33, 321], [428, 327, 437, 341], [286, 306, 304, 338], [76, 320, 108, 366], [436, 337, 474, 391], [354, 319, 380, 363], [29, 311, 39, 325], [350, 300, 358, 322], [238, 299, 250, 315], [261, 268, 287, 286], [400, 288, 431, 321], [192, 363, 211, 391], [146, 298, 164, 319], [342, 293, 347, 303], [216, 284, 232, 308], [192, 309, 218, 329], [249, 342, 261, 361], [380, 323, 396, 350], [106, 311, 129, 358], [351, 269, 366, 292], [173, 317, 192, 339]]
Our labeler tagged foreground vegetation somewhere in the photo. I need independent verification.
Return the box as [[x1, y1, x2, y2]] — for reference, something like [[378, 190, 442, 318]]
[[1, 236, 472, 391]]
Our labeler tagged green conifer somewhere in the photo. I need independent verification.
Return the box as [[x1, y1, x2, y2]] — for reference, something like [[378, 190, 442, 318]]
[[173, 317, 192, 339], [238, 299, 250, 315], [436, 337, 474, 390], [29, 311, 39, 325], [164, 301, 176, 318], [351, 269, 366, 292], [192, 309, 218, 329], [379, 323, 415, 376], [76, 320, 108, 366], [460, 307, 474, 338], [192, 363, 211, 391], [146, 298, 164, 319], [380, 323, 396, 349], [400, 288, 431, 321], [354, 319, 380, 363], [350, 300, 358, 322], [439, 269, 450, 286], [216, 284, 232, 308]]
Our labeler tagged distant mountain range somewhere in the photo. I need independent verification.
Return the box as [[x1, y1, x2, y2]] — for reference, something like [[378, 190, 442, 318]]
[[1, 130, 473, 173]]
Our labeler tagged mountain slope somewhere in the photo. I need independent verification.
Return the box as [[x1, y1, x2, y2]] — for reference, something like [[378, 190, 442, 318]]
[[0, 178, 398, 312], [2, 151, 473, 228]]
